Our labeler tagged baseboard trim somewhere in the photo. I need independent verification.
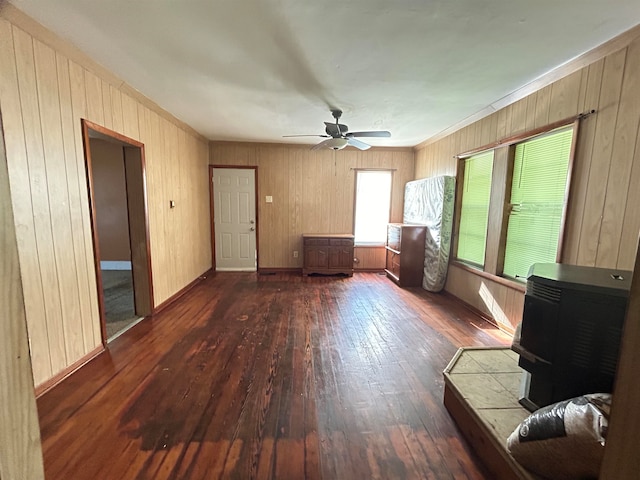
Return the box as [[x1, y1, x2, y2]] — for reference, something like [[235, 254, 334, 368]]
[[35, 345, 105, 398], [354, 268, 386, 273], [153, 268, 213, 315], [35, 269, 214, 397]]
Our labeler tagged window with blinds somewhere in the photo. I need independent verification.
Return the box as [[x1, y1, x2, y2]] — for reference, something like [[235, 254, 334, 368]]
[[502, 127, 574, 279], [456, 150, 494, 266]]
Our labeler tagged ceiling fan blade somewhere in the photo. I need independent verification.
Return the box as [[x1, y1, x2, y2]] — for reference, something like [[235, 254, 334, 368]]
[[282, 134, 330, 138], [324, 122, 348, 137], [346, 137, 371, 150], [311, 139, 335, 150], [346, 131, 391, 138]]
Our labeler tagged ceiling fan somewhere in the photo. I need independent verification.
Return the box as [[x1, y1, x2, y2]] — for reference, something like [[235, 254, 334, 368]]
[[283, 109, 391, 150]]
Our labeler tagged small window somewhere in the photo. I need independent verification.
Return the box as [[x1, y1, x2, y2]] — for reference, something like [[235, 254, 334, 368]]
[[354, 170, 392, 245], [457, 151, 494, 266], [502, 127, 574, 279]]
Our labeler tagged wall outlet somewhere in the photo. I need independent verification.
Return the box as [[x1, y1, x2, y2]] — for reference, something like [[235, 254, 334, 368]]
[[265, 195, 273, 203], [293, 250, 299, 258]]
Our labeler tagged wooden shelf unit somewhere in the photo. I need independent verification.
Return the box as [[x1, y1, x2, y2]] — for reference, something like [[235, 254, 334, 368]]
[[385, 223, 427, 287], [303, 234, 354, 276]]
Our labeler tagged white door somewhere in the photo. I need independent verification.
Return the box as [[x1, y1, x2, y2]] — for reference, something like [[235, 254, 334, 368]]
[[212, 168, 257, 271]]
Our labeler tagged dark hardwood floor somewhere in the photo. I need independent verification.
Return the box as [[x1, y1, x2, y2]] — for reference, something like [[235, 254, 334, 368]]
[[37, 272, 511, 479]]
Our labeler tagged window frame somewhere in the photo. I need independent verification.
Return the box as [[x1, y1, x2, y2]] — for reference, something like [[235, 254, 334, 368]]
[[352, 168, 394, 247], [453, 117, 579, 287]]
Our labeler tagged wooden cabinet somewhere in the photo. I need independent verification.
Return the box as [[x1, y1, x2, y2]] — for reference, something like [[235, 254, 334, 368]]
[[385, 224, 427, 287], [303, 234, 354, 276]]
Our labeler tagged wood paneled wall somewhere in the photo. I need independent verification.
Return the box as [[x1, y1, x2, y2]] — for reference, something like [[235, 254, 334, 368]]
[[1, 111, 45, 480], [415, 28, 640, 331], [210, 143, 414, 268], [601, 236, 640, 478], [354, 246, 386, 271], [0, 8, 211, 386]]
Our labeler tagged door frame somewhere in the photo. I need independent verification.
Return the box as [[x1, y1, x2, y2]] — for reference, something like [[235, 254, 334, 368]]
[[209, 165, 259, 271], [81, 119, 154, 345]]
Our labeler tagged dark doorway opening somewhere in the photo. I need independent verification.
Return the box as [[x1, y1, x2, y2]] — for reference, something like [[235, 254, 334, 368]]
[[81, 119, 153, 343]]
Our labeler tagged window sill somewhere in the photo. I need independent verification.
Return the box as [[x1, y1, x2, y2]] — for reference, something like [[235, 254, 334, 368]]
[[354, 243, 387, 248], [450, 260, 526, 293]]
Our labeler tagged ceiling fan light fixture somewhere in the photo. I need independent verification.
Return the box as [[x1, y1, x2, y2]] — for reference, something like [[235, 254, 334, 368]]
[[326, 138, 348, 150], [289, 110, 391, 151]]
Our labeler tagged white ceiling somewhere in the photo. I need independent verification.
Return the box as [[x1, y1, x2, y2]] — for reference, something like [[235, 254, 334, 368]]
[[9, 0, 640, 147]]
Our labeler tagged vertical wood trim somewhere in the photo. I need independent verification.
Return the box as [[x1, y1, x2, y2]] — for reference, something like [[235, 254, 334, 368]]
[[0, 110, 46, 480], [123, 146, 154, 316], [451, 157, 465, 261], [484, 146, 514, 276], [389, 169, 395, 225], [81, 120, 107, 344], [352, 169, 359, 235], [555, 120, 580, 262], [209, 165, 216, 271], [254, 167, 260, 270], [600, 236, 640, 478], [495, 148, 516, 276]]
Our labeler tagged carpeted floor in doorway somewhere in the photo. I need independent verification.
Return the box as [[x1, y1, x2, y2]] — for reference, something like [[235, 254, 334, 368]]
[[102, 270, 141, 339]]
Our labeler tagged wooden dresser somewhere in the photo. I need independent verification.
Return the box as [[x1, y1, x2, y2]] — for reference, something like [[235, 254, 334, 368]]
[[302, 234, 354, 276], [385, 223, 427, 287]]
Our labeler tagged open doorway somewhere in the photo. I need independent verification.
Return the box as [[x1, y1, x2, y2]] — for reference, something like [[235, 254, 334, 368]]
[[82, 120, 153, 343]]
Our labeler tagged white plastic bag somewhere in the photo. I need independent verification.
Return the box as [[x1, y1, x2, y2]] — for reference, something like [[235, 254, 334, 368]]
[[506, 393, 611, 480]]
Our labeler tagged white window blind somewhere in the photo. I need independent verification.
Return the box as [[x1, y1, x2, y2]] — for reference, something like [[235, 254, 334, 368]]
[[457, 151, 494, 266], [503, 127, 574, 279]]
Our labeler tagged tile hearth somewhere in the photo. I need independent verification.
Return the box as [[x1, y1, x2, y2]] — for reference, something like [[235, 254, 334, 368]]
[[443, 347, 541, 480]]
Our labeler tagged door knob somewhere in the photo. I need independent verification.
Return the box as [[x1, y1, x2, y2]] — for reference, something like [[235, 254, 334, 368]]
[[250, 227, 255, 231], [250, 220, 255, 224]]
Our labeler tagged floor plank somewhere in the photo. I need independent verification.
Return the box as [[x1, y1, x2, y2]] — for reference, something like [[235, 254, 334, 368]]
[[37, 272, 511, 479]]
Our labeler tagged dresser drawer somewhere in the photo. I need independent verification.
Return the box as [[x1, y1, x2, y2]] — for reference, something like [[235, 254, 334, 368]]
[[330, 238, 354, 246], [304, 237, 329, 246]]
